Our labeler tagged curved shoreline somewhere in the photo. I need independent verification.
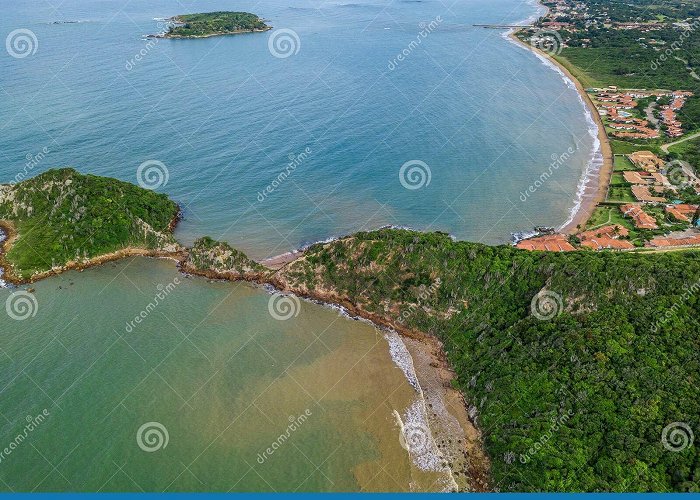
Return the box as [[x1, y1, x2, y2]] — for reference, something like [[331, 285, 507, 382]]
[[0, 3, 601, 490], [507, 31, 613, 234], [0, 213, 184, 286], [179, 257, 492, 491]]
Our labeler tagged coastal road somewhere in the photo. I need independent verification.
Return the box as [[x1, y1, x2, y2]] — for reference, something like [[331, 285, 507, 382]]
[[661, 130, 700, 153]]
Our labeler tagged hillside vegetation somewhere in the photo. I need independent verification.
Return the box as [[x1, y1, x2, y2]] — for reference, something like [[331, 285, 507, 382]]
[[268, 229, 699, 491], [0, 168, 180, 280], [184, 237, 265, 279], [166, 12, 269, 38], [4, 168, 698, 490]]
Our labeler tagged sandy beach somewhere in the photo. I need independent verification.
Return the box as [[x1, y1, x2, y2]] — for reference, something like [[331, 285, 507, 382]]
[[178, 250, 493, 491], [259, 250, 304, 270], [508, 30, 613, 234], [402, 335, 491, 491]]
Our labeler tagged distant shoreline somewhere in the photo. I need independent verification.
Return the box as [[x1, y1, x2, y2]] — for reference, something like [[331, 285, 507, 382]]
[[507, 29, 613, 234]]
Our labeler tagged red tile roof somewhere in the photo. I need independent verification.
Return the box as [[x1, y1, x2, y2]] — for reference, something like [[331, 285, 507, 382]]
[[665, 204, 699, 222], [647, 234, 700, 248], [621, 204, 658, 229], [580, 237, 635, 250], [577, 224, 630, 240], [516, 234, 576, 252]]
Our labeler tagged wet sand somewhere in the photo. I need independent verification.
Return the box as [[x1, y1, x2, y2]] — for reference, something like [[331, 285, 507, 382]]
[[402, 335, 491, 491], [508, 31, 613, 233], [259, 251, 304, 270]]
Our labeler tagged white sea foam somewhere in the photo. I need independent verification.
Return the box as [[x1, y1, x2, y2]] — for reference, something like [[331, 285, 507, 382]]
[[511, 229, 539, 244], [258, 267, 458, 487], [532, 55, 604, 231], [384, 330, 421, 391], [394, 400, 456, 492], [384, 332, 458, 490], [506, 34, 604, 232]]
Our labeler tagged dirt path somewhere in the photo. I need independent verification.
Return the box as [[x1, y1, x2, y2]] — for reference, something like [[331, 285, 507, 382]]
[[661, 130, 700, 153]]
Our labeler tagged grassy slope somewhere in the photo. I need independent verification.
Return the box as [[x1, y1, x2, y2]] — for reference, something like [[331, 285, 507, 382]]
[[275, 229, 700, 492], [553, 54, 604, 89], [669, 137, 700, 167], [185, 236, 265, 277], [0, 168, 179, 279]]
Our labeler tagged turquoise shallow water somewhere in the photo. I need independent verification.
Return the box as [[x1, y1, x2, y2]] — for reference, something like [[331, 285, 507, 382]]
[[0, 0, 595, 259], [0, 258, 442, 491], [0, 0, 598, 491]]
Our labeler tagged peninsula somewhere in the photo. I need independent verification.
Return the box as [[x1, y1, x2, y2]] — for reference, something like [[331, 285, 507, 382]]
[[188, 230, 700, 492], [154, 12, 271, 39], [2, 169, 698, 491]]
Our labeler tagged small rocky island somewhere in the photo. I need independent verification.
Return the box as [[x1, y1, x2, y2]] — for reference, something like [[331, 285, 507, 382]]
[[153, 12, 271, 39]]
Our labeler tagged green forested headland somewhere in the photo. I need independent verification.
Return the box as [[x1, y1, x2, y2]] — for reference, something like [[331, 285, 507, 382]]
[[0, 168, 180, 280], [273, 229, 700, 491], [3, 168, 699, 491]]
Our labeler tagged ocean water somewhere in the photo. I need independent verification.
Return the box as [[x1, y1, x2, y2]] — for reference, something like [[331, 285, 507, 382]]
[[0, 0, 596, 259], [0, 0, 598, 491], [0, 258, 458, 492]]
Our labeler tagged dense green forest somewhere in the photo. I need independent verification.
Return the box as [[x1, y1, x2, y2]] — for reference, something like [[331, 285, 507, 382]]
[[166, 12, 269, 38], [0, 168, 179, 279], [2, 168, 698, 490], [269, 229, 700, 491]]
